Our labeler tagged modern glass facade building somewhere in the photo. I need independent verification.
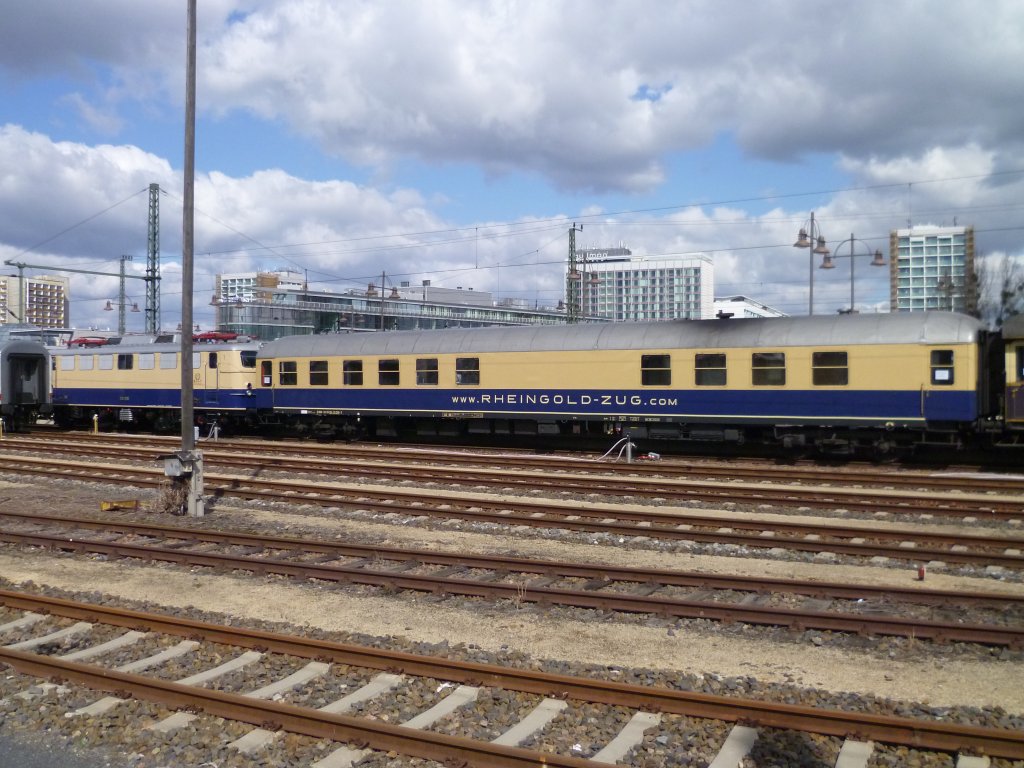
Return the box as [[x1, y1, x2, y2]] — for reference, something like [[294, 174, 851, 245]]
[[212, 271, 575, 340], [890, 226, 977, 313]]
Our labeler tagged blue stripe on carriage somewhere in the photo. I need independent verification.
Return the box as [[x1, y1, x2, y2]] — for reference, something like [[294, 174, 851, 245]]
[[265, 388, 978, 423]]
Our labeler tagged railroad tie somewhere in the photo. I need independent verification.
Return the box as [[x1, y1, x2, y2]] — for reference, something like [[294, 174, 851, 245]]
[[835, 739, 874, 767], [707, 724, 758, 767], [228, 661, 331, 753], [590, 711, 662, 764], [957, 756, 992, 768], [216, 671, 407, 756], [58, 630, 148, 662], [69, 639, 206, 718], [310, 683, 480, 768], [0, 611, 47, 634], [146, 650, 264, 731], [3, 621, 92, 650], [490, 697, 568, 747]]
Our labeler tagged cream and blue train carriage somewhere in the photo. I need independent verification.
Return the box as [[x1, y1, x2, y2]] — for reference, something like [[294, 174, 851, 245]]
[[1003, 314, 1024, 439], [256, 311, 999, 453], [51, 337, 263, 433], [0, 328, 51, 431]]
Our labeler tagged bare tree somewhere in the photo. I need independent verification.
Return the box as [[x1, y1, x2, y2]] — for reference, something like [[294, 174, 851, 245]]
[[977, 253, 1024, 328]]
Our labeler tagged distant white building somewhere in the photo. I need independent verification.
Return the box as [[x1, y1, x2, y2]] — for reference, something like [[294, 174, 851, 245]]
[[0, 273, 70, 328], [713, 295, 786, 319], [573, 249, 714, 321], [890, 225, 977, 313]]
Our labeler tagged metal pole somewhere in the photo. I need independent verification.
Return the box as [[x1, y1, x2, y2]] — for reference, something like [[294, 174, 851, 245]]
[[178, 0, 203, 516], [808, 212, 815, 316], [848, 234, 855, 312]]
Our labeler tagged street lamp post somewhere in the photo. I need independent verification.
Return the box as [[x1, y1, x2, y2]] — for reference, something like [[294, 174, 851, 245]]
[[820, 233, 885, 313], [793, 212, 831, 316]]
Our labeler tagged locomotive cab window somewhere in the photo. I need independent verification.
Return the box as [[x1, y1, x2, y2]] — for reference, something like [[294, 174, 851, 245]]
[[455, 357, 480, 385], [930, 350, 954, 385], [641, 354, 671, 386], [695, 353, 726, 386], [812, 351, 848, 386], [279, 360, 297, 386], [416, 358, 438, 386], [379, 359, 400, 386], [309, 360, 328, 386], [752, 352, 785, 386], [117, 354, 133, 370], [343, 360, 363, 386]]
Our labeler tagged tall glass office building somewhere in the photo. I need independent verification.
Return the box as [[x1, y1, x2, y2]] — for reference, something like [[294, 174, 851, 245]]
[[890, 226, 977, 313]]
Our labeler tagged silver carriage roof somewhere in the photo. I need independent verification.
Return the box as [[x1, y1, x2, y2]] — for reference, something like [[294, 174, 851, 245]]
[[257, 311, 986, 358], [50, 339, 263, 355]]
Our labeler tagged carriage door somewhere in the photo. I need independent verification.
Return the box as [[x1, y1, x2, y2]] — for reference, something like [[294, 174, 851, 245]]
[[10, 354, 43, 406], [923, 349, 955, 421], [1008, 345, 1024, 424], [205, 352, 220, 405]]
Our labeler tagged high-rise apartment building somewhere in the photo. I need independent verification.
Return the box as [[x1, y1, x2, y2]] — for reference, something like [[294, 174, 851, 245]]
[[890, 226, 977, 313], [574, 250, 714, 321], [0, 273, 70, 328]]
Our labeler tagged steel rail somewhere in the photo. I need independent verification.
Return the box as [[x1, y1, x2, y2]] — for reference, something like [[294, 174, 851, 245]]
[[2, 528, 1020, 645], [1, 442, 1021, 517], [16, 432, 1024, 493], [1, 457, 1022, 566], [1, 510, 1019, 608], [1, 590, 1022, 759]]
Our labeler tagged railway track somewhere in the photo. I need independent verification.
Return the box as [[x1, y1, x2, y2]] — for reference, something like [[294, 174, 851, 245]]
[[1, 455, 1022, 569], [1, 512, 1020, 645], [2, 589, 1022, 764], [7, 432, 1024, 506]]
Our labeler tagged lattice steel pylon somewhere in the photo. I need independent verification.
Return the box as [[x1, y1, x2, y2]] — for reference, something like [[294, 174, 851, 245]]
[[145, 182, 161, 334], [565, 222, 583, 323]]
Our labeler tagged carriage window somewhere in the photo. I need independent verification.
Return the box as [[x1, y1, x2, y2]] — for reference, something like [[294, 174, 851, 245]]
[[416, 358, 439, 385], [641, 354, 671, 386], [309, 360, 328, 386], [98, 355, 114, 370], [80, 355, 94, 371], [752, 352, 786, 385], [160, 352, 177, 369], [695, 353, 726, 386], [240, 350, 256, 368], [931, 349, 954, 385], [117, 354, 133, 371], [59, 356, 75, 371], [138, 353, 155, 370], [1018, 348, 1024, 381], [279, 360, 297, 386], [343, 360, 363, 386], [812, 351, 848, 386], [455, 357, 479, 385], [379, 359, 400, 386]]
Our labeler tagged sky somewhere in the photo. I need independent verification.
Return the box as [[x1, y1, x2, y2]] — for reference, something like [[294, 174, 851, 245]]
[[1, 0, 1023, 333]]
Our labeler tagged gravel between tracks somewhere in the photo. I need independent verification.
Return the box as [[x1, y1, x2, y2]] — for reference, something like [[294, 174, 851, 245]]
[[0, 477, 1021, 713]]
